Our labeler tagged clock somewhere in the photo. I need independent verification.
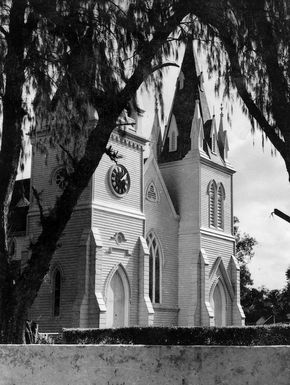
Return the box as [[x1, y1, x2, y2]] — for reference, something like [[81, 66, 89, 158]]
[[109, 164, 130, 197]]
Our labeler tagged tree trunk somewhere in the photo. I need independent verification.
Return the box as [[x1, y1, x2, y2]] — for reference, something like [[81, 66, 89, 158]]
[[0, 279, 27, 344], [0, 0, 192, 343], [0, 0, 27, 343]]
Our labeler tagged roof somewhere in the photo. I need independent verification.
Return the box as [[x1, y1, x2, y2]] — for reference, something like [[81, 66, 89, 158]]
[[159, 40, 212, 162], [9, 179, 30, 233]]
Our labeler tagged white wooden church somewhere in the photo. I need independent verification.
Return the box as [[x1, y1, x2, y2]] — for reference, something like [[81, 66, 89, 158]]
[[11, 40, 245, 332]]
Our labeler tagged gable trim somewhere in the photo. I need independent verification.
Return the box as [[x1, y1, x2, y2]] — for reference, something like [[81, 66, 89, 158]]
[[209, 257, 234, 300], [144, 153, 179, 221]]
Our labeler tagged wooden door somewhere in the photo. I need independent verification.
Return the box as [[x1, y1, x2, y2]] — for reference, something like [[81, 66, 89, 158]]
[[106, 271, 125, 328]]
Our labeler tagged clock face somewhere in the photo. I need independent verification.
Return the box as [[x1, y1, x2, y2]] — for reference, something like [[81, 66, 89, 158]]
[[109, 164, 130, 196]]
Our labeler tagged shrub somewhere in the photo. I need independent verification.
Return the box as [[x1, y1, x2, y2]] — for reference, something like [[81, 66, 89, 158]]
[[62, 324, 290, 345]]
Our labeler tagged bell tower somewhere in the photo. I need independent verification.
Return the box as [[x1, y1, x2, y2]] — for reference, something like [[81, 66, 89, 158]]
[[158, 39, 244, 326]]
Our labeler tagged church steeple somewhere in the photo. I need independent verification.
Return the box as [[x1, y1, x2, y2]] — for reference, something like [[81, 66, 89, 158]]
[[160, 39, 211, 162]]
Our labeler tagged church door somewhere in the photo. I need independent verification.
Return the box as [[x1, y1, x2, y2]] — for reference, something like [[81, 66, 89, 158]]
[[106, 271, 126, 328], [211, 281, 227, 326]]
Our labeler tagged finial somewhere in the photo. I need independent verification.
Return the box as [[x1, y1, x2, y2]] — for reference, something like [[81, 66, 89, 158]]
[[220, 103, 224, 118], [213, 106, 215, 117]]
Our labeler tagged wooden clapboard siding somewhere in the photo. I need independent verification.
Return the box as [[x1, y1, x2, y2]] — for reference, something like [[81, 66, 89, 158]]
[[160, 157, 201, 326], [144, 157, 179, 321], [30, 146, 91, 212], [152, 307, 179, 326], [93, 137, 143, 213], [201, 233, 235, 268], [177, 234, 200, 326], [160, 157, 200, 232], [28, 208, 91, 332], [92, 209, 143, 326]]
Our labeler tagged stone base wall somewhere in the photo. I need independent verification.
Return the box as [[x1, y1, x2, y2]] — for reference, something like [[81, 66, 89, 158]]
[[0, 345, 289, 385]]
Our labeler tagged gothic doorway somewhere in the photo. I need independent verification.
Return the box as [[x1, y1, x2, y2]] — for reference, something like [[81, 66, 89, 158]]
[[106, 266, 130, 328], [210, 280, 227, 326]]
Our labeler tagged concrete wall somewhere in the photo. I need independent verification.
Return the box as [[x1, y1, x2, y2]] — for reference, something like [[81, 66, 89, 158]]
[[0, 345, 289, 385]]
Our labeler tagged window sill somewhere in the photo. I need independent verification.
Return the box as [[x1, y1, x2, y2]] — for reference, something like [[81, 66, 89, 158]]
[[153, 304, 179, 312], [209, 225, 224, 232]]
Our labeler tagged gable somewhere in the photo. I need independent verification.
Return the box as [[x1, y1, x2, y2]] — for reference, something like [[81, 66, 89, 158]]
[[209, 257, 234, 300], [144, 154, 179, 221]]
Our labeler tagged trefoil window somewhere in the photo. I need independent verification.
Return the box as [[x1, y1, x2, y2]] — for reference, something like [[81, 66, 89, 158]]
[[146, 182, 158, 202]]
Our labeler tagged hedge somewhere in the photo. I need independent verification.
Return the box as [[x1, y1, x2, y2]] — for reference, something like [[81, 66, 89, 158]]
[[62, 324, 290, 345]]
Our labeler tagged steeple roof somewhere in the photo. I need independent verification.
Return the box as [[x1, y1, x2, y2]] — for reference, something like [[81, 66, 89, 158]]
[[150, 97, 162, 159], [160, 40, 212, 162]]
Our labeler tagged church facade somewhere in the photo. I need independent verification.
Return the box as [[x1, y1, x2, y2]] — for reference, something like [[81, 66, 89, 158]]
[[12, 41, 245, 332]]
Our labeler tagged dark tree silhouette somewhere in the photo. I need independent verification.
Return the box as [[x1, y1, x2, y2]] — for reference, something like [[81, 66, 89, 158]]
[[0, 0, 289, 342]]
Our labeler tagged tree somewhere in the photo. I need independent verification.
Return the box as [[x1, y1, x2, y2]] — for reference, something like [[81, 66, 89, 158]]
[[242, 271, 290, 325], [0, 0, 195, 343], [1, 0, 289, 342], [233, 217, 257, 303], [190, 0, 290, 180]]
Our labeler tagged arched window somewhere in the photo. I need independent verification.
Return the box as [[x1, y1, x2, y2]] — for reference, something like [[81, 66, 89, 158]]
[[146, 232, 162, 304], [217, 184, 225, 229], [208, 180, 217, 227], [53, 269, 61, 317]]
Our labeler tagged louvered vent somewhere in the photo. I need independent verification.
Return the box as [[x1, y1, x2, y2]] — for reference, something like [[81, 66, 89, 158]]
[[209, 182, 216, 227], [217, 185, 225, 229]]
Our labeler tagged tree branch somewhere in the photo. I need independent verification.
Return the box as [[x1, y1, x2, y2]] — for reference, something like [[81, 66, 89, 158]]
[[150, 62, 179, 74], [31, 186, 45, 227], [0, 26, 8, 38], [58, 144, 76, 169], [105, 145, 122, 163]]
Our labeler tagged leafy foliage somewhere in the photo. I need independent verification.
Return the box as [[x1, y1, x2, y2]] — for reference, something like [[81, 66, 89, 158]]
[[234, 217, 257, 301], [0, 0, 290, 343], [234, 218, 290, 324], [0, 0, 199, 343], [62, 325, 290, 345]]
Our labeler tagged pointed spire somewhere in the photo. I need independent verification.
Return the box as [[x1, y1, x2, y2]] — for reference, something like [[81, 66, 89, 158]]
[[218, 103, 224, 134], [150, 95, 162, 159], [210, 115, 218, 153], [217, 104, 230, 161], [159, 39, 212, 162]]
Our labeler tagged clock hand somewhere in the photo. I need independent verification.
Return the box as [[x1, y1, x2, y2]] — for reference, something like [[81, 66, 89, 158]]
[[120, 172, 127, 182]]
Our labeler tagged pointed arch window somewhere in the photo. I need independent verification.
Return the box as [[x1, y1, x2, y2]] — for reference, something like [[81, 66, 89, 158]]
[[208, 180, 217, 227], [217, 184, 225, 229], [146, 232, 162, 304], [53, 269, 61, 317], [208, 181, 225, 230]]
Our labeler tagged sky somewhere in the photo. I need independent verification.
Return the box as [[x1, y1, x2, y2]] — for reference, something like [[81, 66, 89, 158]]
[[139, 46, 290, 291]]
